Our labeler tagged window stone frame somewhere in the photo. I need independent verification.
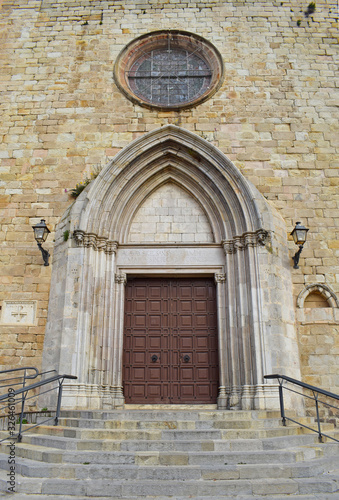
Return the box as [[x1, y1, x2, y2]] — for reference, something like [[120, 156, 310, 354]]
[[114, 30, 224, 111]]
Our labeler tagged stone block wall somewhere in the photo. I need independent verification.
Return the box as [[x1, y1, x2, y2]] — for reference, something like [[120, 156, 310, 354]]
[[297, 308, 339, 388], [0, 0, 338, 395], [128, 183, 214, 243]]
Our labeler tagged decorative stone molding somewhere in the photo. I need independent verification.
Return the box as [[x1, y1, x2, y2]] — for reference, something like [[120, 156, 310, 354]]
[[77, 125, 272, 244], [114, 31, 224, 111], [73, 230, 118, 254], [115, 273, 127, 285], [105, 241, 119, 255], [222, 229, 270, 255], [1, 301, 37, 325], [297, 283, 339, 309], [43, 125, 297, 412], [214, 273, 226, 283]]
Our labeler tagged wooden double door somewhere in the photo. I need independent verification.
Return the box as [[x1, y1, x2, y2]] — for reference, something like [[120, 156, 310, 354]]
[[123, 277, 219, 404]]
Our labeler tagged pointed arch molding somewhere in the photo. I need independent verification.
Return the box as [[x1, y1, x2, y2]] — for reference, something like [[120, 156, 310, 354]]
[[297, 284, 339, 308], [75, 125, 268, 243], [42, 125, 300, 412]]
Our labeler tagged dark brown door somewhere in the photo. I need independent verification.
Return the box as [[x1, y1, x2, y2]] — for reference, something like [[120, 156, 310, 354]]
[[123, 278, 219, 404]]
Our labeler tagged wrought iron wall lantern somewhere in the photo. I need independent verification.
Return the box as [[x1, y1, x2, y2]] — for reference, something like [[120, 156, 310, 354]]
[[32, 219, 50, 266], [290, 221, 309, 269]]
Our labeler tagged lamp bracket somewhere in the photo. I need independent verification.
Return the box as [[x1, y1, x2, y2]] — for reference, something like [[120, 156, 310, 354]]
[[292, 244, 304, 269], [37, 243, 50, 266]]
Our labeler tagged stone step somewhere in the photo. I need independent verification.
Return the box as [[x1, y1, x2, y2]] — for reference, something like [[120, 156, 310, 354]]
[[2, 442, 323, 465], [0, 472, 338, 497], [18, 431, 322, 452], [16, 444, 330, 466], [57, 416, 290, 430], [0, 454, 337, 481], [0, 408, 337, 498], [59, 409, 283, 421], [51, 412, 338, 440], [60, 410, 314, 422], [3, 495, 339, 500], [3, 423, 319, 442]]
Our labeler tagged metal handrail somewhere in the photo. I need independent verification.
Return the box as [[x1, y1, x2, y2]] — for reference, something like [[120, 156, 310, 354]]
[[264, 374, 339, 443], [0, 373, 77, 442], [0, 367, 57, 396], [0, 366, 40, 392], [0, 366, 39, 377]]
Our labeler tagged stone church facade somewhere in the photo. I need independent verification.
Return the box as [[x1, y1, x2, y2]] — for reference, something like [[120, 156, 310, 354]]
[[0, 0, 338, 410]]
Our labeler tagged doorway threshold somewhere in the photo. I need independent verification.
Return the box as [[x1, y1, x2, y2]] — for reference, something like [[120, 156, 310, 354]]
[[124, 404, 218, 410]]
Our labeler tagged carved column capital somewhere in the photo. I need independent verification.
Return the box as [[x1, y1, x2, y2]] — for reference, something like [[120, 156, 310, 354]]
[[222, 240, 237, 254], [73, 229, 85, 246], [222, 229, 270, 255], [106, 241, 119, 254], [72, 230, 118, 254], [256, 229, 270, 246], [115, 273, 127, 285], [215, 273, 226, 283]]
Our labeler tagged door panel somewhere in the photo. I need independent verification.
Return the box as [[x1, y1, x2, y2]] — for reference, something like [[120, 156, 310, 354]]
[[123, 278, 219, 404]]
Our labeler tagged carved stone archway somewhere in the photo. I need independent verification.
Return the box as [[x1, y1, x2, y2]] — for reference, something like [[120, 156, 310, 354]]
[[297, 284, 339, 308], [42, 125, 300, 410]]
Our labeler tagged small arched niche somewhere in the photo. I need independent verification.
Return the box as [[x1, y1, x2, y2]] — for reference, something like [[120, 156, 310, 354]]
[[304, 291, 331, 308], [297, 284, 339, 309]]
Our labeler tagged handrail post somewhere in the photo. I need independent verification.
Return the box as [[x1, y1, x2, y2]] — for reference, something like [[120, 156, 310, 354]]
[[22, 368, 26, 390], [18, 391, 27, 443], [54, 379, 63, 426], [279, 381, 286, 426], [0, 372, 77, 445], [18, 368, 31, 443], [314, 391, 323, 442]]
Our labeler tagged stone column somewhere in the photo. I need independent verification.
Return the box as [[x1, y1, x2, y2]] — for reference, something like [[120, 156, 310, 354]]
[[88, 247, 106, 386], [215, 273, 228, 409], [102, 242, 118, 386], [222, 230, 270, 410], [111, 273, 127, 407], [222, 241, 242, 409], [68, 232, 120, 408]]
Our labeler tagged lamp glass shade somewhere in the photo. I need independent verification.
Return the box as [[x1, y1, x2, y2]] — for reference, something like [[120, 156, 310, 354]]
[[33, 219, 50, 244], [291, 222, 309, 246]]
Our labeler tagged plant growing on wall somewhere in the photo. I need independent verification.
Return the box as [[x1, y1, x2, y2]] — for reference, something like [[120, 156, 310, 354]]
[[69, 178, 91, 199], [305, 2, 316, 16], [69, 166, 102, 199]]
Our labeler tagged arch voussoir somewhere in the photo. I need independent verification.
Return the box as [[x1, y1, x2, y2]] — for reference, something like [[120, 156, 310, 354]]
[[80, 126, 261, 241]]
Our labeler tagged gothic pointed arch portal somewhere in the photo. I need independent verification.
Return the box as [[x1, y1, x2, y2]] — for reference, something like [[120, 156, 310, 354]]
[[42, 125, 301, 410]]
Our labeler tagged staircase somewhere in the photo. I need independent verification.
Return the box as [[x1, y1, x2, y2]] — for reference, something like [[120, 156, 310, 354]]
[[0, 408, 338, 498]]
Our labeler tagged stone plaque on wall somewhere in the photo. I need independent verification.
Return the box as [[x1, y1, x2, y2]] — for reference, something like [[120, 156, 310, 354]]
[[1, 301, 37, 325]]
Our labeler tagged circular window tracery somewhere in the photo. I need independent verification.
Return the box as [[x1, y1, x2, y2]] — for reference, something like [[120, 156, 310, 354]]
[[114, 31, 224, 110]]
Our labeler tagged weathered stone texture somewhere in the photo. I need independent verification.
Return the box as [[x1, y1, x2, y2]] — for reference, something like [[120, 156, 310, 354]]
[[298, 310, 339, 391], [128, 183, 214, 243], [0, 0, 338, 394]]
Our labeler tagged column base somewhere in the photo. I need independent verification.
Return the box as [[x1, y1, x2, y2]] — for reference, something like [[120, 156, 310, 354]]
[[39, 382, 286, 412], [217, 386, 228, 409], [56, 383, 125, 410], [223, 384, 281, 411]]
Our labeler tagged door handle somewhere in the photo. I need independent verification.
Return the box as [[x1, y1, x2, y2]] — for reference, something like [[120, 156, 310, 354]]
[[183, 355, 190, 363], [151, 355, 158, 363]]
